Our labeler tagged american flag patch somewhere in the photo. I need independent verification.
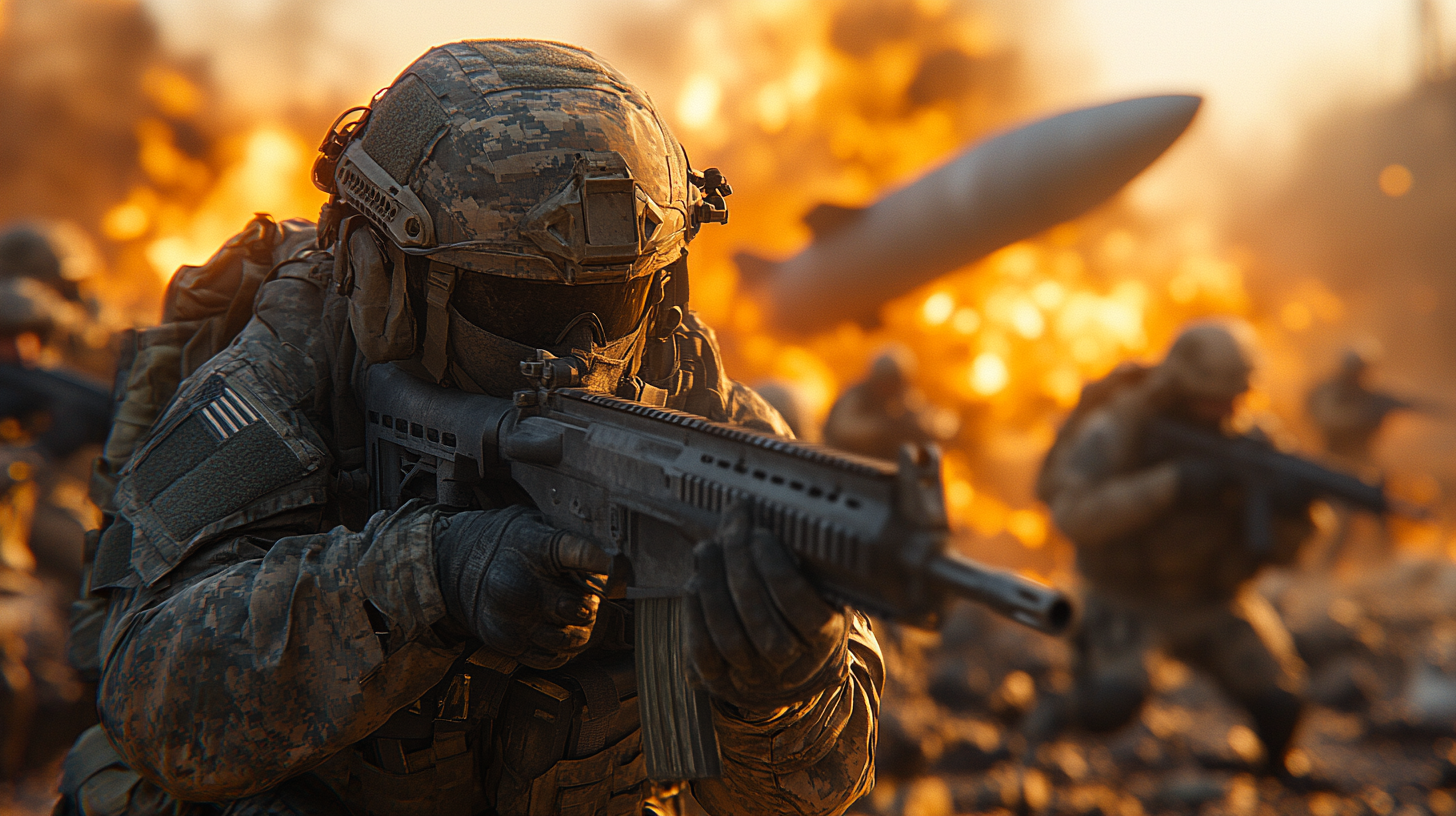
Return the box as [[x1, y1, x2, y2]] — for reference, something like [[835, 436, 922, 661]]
[[198, 385, 261, 442]]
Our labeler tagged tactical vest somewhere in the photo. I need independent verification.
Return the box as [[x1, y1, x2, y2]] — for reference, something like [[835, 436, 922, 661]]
[[320, 602, 667, 816], [70, 216, 745, 815]]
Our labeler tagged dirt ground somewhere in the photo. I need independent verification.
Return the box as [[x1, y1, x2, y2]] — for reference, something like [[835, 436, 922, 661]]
[[849, 554, 1456, 816], [11, 555, 1456, 815]]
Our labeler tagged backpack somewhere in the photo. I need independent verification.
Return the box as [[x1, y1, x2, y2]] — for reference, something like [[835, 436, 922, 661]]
[[72, 214, 316, 677], [1034, 361, 1151, 503]]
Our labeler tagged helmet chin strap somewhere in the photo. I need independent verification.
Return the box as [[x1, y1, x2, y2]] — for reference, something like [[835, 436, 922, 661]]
[[420, 259, 459, 383]]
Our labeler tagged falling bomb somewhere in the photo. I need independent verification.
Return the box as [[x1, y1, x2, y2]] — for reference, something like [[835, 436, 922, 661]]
[[739, 94, 1203, 334]]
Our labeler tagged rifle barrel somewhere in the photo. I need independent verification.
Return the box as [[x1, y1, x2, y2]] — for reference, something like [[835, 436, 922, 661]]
[[927, 552, 1072, 634]]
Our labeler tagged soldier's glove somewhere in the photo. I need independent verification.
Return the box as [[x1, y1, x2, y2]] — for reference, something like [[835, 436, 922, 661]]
[[684, 503, 851, 712], [1174, 457, 1235, 505], [434, 506, 611, 670]]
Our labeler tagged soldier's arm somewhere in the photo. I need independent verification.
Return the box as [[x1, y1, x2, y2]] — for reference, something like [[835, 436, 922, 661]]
[[97, 504, 461, 801], [693, 614, 883, 816], [1046, 414, 1178, 548], [93, 278, 464, 801]]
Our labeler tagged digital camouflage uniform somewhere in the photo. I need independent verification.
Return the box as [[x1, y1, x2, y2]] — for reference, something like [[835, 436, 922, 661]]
[[62, 40, 881, 816], [1037, 325, 1311, 767]]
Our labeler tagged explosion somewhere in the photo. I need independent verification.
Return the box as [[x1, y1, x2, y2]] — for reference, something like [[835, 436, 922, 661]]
[[604, 0, 1437, 577], [5, 0, 1446, 579]]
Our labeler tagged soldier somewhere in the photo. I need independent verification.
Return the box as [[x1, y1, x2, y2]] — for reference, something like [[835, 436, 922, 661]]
[[823, 344, 956, 460], [0, 278, 99, 782], [0, 226, 80, 304], [1306, 348, 1419, 467], [0, 276, 110, 591], [59, 41, 881, 816], [1035, 321, 1313, 774], [1305, 348, 1428, 566]]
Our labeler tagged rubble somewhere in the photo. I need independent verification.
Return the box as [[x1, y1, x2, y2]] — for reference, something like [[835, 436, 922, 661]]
[[852, 556, 1456, 816]]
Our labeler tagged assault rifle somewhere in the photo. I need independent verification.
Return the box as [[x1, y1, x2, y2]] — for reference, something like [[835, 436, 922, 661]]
[[363, 355, 1070, 782], [1143, 417, 1424, 555]]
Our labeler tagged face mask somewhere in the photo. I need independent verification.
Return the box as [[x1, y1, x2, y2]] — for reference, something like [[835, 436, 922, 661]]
[[446, 305, 651, 398]]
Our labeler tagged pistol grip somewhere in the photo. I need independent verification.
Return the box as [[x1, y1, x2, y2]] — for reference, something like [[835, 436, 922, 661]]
[[634, 596, 723, 780]]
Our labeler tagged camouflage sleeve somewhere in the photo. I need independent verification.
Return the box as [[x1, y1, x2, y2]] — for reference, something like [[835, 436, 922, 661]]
[[692, 613, 882, 816], [92, 266, 464, 801], [724, 379, 795, 437], [1044, 412, 1179, 548], [97, 505, 461, 801]]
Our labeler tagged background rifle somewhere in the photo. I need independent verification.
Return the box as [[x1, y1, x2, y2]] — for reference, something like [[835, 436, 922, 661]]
[[1143, 417, 1425, 555], [364, 355, 1071, 782]]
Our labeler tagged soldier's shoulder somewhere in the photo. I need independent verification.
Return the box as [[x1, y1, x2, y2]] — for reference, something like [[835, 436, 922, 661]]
[[105, 355, 332, 588], [676, 312, 794, 437]]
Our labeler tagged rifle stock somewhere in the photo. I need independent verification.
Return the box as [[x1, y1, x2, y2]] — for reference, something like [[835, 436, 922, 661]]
[[364, 361, 1070, 780]]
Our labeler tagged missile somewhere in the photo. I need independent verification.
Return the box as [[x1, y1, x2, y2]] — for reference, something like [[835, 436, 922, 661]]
[[736, 94, 1202, 335]]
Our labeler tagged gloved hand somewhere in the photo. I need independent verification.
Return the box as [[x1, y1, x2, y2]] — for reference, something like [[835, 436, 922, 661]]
[[434, 506, 611, 669], [1174, 457, 1235, 505], [684, 503, 851, 711]]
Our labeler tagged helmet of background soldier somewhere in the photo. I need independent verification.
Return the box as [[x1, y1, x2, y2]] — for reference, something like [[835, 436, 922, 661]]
[[0, 227, 78, 303], [1152, 320, 1258, 403], [0, 277, 63, 341], [1337, 345, 1378, 384], [314, 40, 729, 398], [864, 344, 917, 400]]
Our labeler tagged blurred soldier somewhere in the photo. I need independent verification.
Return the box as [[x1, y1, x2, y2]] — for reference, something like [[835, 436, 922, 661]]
[[0, 277, 109, 591], [1306, 348, 1420, 467], [0, 225, 80, 303], [0, 277, 98, 781], [1305, 348, 1431, 566], [1036, 321, 1314, 774], [59, 41, 880, 816], [0, 224, 117, 382], [824, 344, 957, 460]]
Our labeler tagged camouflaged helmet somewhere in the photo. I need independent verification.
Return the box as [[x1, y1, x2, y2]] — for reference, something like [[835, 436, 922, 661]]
[[1154, 320, 1257, 402], [0, 277, 62, 338], [0, 226, 76, 302], [315, 40, 729, 394]]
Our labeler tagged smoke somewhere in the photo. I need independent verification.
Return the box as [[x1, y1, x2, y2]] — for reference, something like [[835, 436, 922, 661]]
[[0, 0, 222, 313], [1229, 73, 1456, 518]]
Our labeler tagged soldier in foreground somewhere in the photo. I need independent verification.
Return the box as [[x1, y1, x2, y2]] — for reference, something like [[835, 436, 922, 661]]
[[60, 41, 881, 815], [1035, 322, 1314, 775]]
